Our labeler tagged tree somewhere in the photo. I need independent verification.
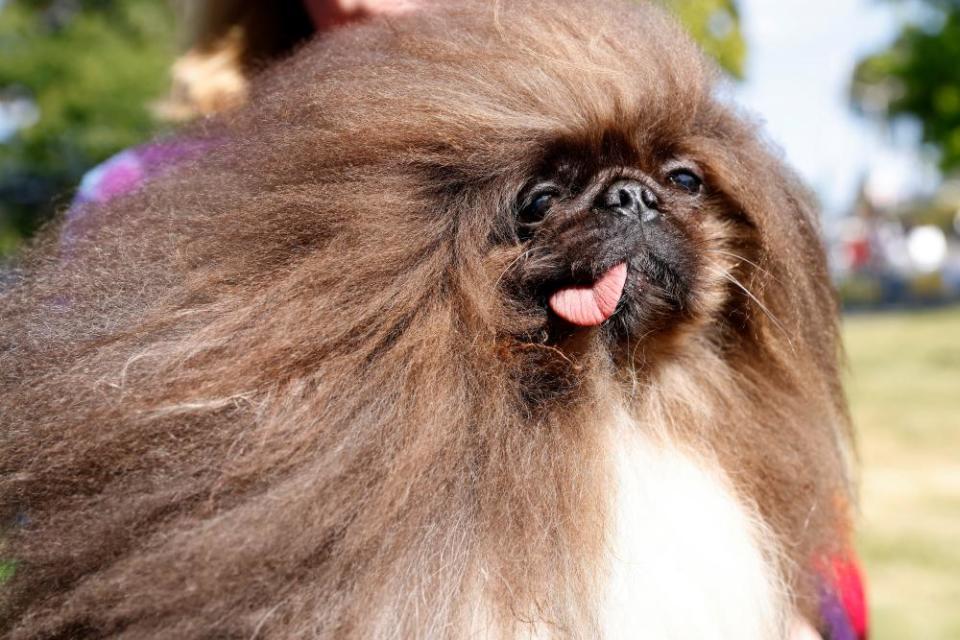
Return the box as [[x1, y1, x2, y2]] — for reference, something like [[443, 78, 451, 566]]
[[852, 0, 960, 173], [664, 0, 746, 78], [0, 0, 176, 254]]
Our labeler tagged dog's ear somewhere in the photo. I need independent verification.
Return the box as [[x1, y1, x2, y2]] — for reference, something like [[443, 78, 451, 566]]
[[690, 108, 839, 354]]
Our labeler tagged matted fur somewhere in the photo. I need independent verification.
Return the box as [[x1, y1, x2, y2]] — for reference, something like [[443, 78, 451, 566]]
[[1, 1, 853, 638]]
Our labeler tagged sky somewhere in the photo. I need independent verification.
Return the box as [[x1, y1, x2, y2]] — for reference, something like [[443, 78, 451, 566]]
[[733, 0, 940, 215]]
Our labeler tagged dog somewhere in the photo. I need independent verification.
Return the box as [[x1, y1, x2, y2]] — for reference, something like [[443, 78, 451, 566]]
[[0, 1, 861, 638]]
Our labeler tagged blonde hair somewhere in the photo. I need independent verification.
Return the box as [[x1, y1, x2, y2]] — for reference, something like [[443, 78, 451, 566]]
[[160, 0, 314, 120]]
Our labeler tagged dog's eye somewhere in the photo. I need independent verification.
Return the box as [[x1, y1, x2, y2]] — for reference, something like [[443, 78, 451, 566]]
[[668, 169, 703, 194], [518, 190, 557, 225]]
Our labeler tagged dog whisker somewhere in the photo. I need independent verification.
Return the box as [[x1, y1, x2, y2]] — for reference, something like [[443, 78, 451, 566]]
[[494, 247, 537, 292], [708, 267, 796, 352], [705, 249, 779, 282]]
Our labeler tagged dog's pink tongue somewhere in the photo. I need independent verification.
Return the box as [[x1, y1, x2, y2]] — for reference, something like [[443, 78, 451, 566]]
[[548, 262, 628, 327]]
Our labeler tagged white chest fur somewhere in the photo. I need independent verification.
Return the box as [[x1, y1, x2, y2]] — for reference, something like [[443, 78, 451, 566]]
[[598, 411, 788, 640]]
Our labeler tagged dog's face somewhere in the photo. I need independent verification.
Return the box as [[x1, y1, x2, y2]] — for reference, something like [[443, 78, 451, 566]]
[[424, 106, 785, 382], [302, 3, 820, 379], [499, 134, 734, 356]]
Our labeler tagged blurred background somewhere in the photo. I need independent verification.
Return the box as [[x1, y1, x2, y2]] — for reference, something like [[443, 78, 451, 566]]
[[0, 0, 957, 637]]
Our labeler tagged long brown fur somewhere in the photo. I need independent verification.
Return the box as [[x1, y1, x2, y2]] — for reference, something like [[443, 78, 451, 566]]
[[1, 1, 853, 638]]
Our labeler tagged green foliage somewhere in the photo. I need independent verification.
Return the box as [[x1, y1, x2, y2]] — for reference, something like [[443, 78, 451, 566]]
[[0, 0, 176, 252], [663, 0, 746, 78], [852, 1, 960, 172]]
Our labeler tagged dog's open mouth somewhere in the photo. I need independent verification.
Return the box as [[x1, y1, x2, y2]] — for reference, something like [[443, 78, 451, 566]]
[[547, 262, 628, 326]]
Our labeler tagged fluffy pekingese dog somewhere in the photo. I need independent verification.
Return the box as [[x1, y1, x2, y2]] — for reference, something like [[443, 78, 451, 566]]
[[0, 1, 860, 638]]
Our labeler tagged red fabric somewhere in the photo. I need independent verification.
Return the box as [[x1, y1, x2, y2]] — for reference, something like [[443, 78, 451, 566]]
[[832, 554, 868, 639]]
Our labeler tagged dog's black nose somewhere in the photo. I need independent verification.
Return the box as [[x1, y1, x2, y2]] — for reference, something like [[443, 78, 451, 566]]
[[602, 179, 659, 222]]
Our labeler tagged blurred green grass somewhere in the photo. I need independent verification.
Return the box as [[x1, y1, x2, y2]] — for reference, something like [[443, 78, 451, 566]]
[[845, 307, 960, 640]]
